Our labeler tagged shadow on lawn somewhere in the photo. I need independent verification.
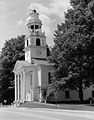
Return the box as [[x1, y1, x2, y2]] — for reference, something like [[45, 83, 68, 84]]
[[19, 101, 94, 111]]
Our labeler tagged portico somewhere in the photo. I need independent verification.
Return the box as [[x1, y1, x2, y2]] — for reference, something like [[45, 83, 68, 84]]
[[13, 60, 53, 103]]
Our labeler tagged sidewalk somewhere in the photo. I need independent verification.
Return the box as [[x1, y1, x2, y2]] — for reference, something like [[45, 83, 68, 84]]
[[9, 106, 94, 119]]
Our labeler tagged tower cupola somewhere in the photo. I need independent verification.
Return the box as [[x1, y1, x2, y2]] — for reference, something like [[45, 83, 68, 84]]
[[27, 9, 42, 35]]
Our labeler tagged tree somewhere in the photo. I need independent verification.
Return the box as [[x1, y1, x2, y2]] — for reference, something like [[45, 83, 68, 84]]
[[36, 85, 48, 102], [0, 35, 25, 104], [36, 81, 65, 104], [48, 0, 94, 102]]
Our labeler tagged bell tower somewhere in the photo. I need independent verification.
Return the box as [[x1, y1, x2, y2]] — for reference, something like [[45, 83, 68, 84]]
[[25, 10, 47, 63]]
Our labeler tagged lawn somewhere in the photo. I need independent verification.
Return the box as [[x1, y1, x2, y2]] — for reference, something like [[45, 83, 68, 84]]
[[19, 101, 94, 111]]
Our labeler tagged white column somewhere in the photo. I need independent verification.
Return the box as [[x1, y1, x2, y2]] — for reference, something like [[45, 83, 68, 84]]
[[39, 90, 42, 102], [18, 74, 19, 102], [38, 70, 42, 102], [23, 72, 26, 102], [15, 74, 17, 102], [38, 70, 41, 86], [21, 73, 23, 102]]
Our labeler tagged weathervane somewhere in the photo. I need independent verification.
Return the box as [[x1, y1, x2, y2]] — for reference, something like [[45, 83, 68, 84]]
[[32, 0, 38, 11], [33, 0, 36, 10]]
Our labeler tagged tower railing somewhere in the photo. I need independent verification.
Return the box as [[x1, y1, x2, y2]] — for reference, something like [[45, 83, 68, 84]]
[[29, 31, 45, 36]]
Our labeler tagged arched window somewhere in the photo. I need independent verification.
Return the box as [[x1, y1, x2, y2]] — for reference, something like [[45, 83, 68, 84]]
[[36, 38, 40, 46]]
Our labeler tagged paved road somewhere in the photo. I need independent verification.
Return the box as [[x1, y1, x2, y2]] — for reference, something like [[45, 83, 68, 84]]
[[0, 107, 94, 120]]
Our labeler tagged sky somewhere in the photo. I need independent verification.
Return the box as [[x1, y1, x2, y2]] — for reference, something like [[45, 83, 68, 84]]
[[0, 0, 70, 51]]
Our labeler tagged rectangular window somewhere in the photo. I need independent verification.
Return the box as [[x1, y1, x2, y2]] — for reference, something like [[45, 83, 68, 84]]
[[30, 75, 32, 85], [48, 72, 51, 83], [65, 90, 70, 99], [92, 91, 94, 97]]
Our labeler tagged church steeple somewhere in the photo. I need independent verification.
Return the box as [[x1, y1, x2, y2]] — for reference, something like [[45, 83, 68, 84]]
[[25, 10, 47, 63]]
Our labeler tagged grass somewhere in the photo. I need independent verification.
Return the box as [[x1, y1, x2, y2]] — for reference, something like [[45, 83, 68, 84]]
[[19, 101, 94, 111], [58, 104, 94, 111]]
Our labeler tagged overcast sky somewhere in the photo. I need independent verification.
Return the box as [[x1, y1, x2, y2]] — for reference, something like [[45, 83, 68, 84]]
[[0, 0, 70, 51]]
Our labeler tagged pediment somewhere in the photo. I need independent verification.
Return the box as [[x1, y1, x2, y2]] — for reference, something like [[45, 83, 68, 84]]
[[13, 60, 31, 72]]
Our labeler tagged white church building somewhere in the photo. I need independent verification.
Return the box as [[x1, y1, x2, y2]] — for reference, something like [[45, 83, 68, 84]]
[[13, 9, 53, 103], [13, 9, 94, 104]]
